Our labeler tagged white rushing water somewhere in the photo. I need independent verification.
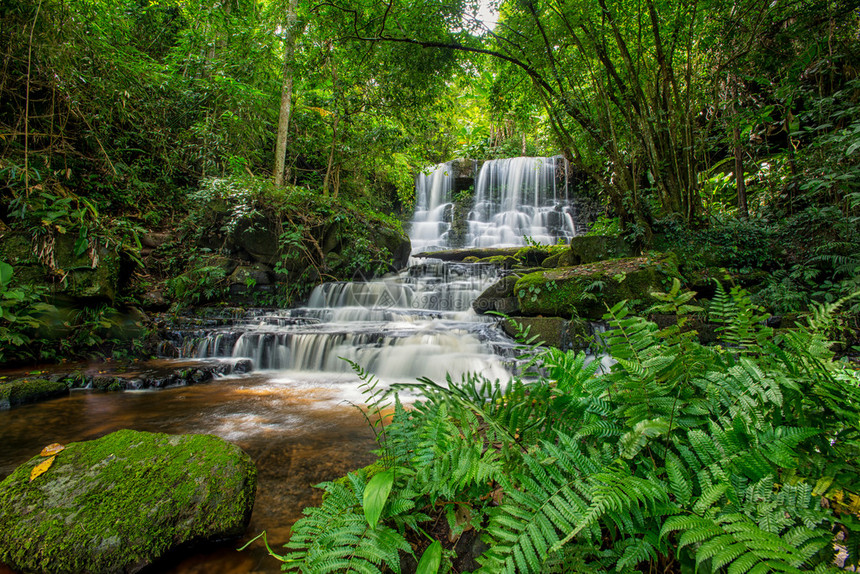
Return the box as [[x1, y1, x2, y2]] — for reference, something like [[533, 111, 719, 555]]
[[175, 156, 589, 387], [410, 156, 579, 252], [180, 260, 516, 384], [410, 162, 456, 253]]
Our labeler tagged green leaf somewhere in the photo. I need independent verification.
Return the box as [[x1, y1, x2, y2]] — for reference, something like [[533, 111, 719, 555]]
[[416, 540, 442, 574], [363, 469, 394, 529], [0, 261, 12, 287]]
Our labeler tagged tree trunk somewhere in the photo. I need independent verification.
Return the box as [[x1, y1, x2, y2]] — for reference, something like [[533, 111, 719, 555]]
[[731, 77, 748, 219], [273, 0, 299, 187]]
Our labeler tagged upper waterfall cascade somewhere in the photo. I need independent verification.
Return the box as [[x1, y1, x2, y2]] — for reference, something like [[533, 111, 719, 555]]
[[410, 156, 580, 253]]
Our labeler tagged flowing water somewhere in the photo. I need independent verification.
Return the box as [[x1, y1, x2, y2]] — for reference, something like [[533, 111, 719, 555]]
[[410, 156, 579, 252], [0, 156, 586, 573]]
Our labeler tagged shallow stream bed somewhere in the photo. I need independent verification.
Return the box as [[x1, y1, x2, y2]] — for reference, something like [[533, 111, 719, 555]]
[[0, 369, 377, 574]]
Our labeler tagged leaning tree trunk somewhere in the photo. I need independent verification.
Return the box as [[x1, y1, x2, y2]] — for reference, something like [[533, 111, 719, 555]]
[[273, 0, 298, 187]]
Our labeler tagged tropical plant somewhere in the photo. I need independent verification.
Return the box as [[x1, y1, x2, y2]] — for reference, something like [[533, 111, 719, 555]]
[[274, 282, 860, 573]]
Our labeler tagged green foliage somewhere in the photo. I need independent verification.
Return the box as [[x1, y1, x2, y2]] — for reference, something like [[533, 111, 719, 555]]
[[0, 261, 55, 362], [285, 282, 860, 573]]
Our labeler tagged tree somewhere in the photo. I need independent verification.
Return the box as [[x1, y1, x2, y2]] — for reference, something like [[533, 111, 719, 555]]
[[274, 0, 300, 187]]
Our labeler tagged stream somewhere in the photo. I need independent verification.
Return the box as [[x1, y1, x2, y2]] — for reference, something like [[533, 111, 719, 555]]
[[0, 156, 581, 572]]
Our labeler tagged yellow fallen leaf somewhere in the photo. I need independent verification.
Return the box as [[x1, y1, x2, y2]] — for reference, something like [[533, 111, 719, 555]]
[[30, 456, 56, 482], [40, 443, 65, 457]]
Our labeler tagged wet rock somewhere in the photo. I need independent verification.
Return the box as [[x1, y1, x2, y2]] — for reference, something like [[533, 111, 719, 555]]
[[92, 376, 127, 391], [0, 378, 68, 410], [473, 275, 520, 315], [0, 429, 256, 574], [413, 247, 522, 262], [501, 316, 591, 350], [228, 359, 253, 375]]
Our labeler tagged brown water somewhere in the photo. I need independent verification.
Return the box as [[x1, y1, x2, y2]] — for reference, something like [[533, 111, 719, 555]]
[[0, 369, 378, 573]]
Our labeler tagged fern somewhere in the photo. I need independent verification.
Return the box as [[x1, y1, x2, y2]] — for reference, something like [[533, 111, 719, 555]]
[[279, 282, 860, 573], [282, 469, 419, 573]]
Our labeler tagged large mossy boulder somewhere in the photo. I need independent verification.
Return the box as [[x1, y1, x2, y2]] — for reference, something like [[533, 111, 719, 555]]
[[514, 253, 680, 319], [0, 429, 257, 574]]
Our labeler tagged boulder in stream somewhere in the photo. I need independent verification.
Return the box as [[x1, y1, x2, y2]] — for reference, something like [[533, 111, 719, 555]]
[[0, 429, 257, 573]]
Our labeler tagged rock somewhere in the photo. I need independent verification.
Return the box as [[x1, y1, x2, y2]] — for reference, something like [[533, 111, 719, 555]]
[[541, 252, 562, 268], [0, 429, 257, 574], [228, 263, 274, 287], [559, 236, 634, 267], [375, 226, 412, 270], [233, 215, 281, 266], [0, 232, 122, 302], [501, 316, 591, 350], [515, 253, 680, 320], [141, 233, 173, 249], [413, 247, 523, 262], [514, 246, 551, 265], [473, 275, 520, 315], [141, 289, 167, 309], [476, 255, 519, 269], [0, 378, 68, 410]]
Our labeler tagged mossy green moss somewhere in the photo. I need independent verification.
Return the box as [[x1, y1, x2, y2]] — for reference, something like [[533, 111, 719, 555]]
[[514, 254, 679, 319], [0, 378, 68, 410], [563, 236, 634, 266], [0, 429, 257, 573]]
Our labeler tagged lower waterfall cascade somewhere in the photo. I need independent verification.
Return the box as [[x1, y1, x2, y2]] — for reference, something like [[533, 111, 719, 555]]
[[176, 259, 516, 384]]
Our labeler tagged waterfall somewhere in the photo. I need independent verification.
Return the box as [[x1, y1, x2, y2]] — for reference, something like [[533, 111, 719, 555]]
[[168, 155, 588, 387], [178, 260, 516, 383], [408, 156, 579, 252], [410, 162, 455, 253], [469, 156, 576, 248]]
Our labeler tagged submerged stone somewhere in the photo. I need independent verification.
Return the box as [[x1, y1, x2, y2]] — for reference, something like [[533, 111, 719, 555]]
[[0, 429, 257, 573]]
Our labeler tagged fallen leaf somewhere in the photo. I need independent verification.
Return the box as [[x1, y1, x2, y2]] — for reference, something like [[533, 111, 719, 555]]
[[40, 443, 65, 457], [30, 456, 56, 482]]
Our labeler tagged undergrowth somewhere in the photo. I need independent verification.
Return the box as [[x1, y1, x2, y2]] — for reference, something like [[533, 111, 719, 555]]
[[262, 282, 860, 573]]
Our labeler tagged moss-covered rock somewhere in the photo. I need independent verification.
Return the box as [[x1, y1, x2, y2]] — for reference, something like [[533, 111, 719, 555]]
[[559, 236, 634, 267], [0, 232, 123, 302], [541, 252, 562, 268], [514, 253, 680, 320], [413, 247, 522, 261], [501, 316, 591, 350], [476, 255, 519, 269], [0, 429, 257, 574], [513, 246, 552, 265], [0, 378, 68, 410], [375, 226, 412, 270]]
